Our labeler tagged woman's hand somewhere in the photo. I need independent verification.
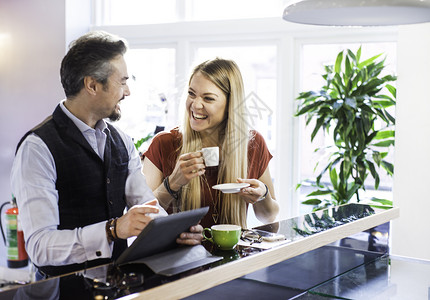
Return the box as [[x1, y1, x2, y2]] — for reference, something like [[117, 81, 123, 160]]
[[168, 152, 206, 191], [239, 168, 278, 224], [176, 224, 204, 245], [237, 178, 267, 205]]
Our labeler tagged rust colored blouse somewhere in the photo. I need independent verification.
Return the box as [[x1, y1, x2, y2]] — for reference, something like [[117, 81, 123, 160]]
[[143, 128, 273, 228]]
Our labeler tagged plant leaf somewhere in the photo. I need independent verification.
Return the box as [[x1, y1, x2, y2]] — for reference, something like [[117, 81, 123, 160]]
[[329, 168, 338, 190], [381, 160, 394, 176], [372, 140, 395, 147], [374, 130, 395, 140], [370, 197, 393, 206], [334, 51, 343, 74], [302, 199, 322, 205], [307, 189, 333, 196], [358, 53, 382, 69]]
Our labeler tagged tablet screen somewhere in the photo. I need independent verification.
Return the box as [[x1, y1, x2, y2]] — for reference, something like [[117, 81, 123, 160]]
[[115, 206, 209, 265]]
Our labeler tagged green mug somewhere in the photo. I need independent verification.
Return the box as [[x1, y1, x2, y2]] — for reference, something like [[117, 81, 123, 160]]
[[203, 224, 241, 250]]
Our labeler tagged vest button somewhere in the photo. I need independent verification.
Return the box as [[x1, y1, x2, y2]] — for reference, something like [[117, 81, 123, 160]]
[[106, 178, 110, 184]]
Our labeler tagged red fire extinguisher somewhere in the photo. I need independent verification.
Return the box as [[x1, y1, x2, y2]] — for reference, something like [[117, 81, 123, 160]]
[[0, 195, 28, 268]]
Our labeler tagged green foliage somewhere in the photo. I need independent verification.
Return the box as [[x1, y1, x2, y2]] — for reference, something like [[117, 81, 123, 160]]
[[134, 132, 154, 151], [295, 47, 396, 210]]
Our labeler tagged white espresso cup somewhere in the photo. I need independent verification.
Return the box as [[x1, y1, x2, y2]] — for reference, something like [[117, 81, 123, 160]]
[[201, 146, 219, 167]]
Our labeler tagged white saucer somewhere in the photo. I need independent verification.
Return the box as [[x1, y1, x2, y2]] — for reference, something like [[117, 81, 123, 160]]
[[212, 183, 250, 194]]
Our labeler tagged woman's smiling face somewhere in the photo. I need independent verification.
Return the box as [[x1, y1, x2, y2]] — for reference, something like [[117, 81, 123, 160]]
[[186, 71, 227, 136]]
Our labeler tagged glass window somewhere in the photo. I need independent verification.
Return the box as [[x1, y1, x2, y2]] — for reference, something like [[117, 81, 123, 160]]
[[115, 48, 176, 151], [99, 0, 289, 25], [193, 45, 277, 227], [104, 0, 177, 25], [188, 0, 288, 21], [193, 45, 277, 156]]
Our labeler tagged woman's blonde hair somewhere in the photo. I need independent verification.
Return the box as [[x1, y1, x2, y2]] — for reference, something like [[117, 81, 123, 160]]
[[179, 58, 249, 228]]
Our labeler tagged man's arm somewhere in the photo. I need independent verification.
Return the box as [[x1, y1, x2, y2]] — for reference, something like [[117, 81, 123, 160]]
[[118, 128, 168, 215], [10, 134, 112, 266], [119, 131, 202, 244]]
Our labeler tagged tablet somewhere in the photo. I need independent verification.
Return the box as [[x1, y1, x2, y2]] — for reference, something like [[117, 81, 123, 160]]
[[115, 206, 209, 265]]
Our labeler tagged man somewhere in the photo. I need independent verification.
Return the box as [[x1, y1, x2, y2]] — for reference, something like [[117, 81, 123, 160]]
[[10, 31, 202, 278]]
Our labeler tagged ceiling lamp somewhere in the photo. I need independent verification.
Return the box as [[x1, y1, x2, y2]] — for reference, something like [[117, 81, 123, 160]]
[[283, 0, 430, 26]]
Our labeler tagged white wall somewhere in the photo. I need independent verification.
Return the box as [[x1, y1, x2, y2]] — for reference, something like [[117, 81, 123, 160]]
[[0, 0, 66, 266], [392, 23, 430, 260], [0, 0, 90, 267]]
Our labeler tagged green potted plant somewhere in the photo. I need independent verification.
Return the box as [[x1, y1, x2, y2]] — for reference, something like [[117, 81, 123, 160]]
[[134, 132, 154, 157], [295, 46, 396, 210]]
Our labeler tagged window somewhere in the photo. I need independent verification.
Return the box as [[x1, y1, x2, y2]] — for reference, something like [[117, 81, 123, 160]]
[[187, 0, 288, 21], [114, 42, 278, 228], [193, 45, 277, 158], [97, 0, 289, 25], [98, 0, 177, 25], [115, 48, 176, 151]]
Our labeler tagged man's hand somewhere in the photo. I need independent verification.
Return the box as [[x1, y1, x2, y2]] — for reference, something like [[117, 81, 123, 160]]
[[176, 224, 203, 245], [115, 199, 160, 239]]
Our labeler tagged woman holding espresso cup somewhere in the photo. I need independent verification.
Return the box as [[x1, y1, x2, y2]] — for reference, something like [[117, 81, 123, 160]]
[[142, 58, 279, 229]]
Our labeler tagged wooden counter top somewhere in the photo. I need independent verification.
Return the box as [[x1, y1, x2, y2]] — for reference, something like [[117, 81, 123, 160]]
[[126, 204, 399, 300]]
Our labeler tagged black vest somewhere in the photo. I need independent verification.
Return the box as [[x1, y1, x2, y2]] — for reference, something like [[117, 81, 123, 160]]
[[17, 105, 128, 276]]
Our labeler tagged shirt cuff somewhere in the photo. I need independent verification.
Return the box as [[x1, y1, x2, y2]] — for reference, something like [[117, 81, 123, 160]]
[[81, 221, 113, 261]]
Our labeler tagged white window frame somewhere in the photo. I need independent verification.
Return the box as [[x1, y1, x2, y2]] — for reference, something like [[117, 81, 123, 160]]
[[92, 15, 398, 219]]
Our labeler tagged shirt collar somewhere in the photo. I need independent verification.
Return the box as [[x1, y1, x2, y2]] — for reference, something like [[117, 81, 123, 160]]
[[60, 100, 108, 134]]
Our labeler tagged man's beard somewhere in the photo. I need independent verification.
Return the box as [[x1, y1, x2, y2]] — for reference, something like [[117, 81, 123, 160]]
[[108, 110, 121, 122]]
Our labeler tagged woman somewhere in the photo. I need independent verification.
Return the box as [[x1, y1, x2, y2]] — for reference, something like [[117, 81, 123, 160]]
[[143, 58, 279, 229]]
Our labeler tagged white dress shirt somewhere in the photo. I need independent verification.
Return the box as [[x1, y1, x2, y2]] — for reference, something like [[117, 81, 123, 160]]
[[10, 101, 165, 267]]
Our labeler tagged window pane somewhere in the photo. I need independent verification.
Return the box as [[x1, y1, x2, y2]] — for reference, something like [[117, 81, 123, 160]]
[[115, 48, 176, 149], [193, 45, 277, 227], [106, 0, 177, 25], [101, 0, 289, 25], [188, 0, 288, 21], [299, 42, 396, 205], [194, 45, 277, 157]]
